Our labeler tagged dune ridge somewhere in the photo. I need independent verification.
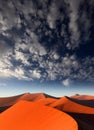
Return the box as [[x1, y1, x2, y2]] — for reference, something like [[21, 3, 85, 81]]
[[0, 93, 46, 107]]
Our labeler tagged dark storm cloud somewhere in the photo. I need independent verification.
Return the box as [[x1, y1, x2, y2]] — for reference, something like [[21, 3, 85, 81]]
[[0, 0, 94, 85]]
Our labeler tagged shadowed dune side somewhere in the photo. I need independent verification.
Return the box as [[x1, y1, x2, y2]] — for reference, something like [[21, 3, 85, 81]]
[[44, 93, 60, 99], [67, 113, 94, 130], [0, 106, 11, 113], [0, 100, 78, 130], [50, 96, 94, 114], [69, 97, 94, 108], [0, 94, 23, 107]]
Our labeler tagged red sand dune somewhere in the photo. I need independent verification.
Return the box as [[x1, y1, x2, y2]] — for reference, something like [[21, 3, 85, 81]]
[[0, 93, 45, 107], [50, 96, 94, 114], [35, 97, 58, 105], [1, 93, 94, 130], [69, 96, 94, 108], [0, 100, 78, 130], [71, 94, 94, 100]]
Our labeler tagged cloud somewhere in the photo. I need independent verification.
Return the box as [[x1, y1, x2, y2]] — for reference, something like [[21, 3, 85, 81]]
[[25, 30, 47, 56], [77, 57, 94, 82], [78, 1, 93, 41], [0, 0, 93, 85], [0, 40, 11, 57], [64, 0, 82, 48], [15, 67, 24, 76], [0, 0, 93, 49], [14, 50, 30, 66], [62, 79, 72, 86], [62, 54, 79, 70], [49, 51, 60, 60], [0, 33, 93, 84], [30, 70, 41, 79], [0, 0, 20, 32], [47, 70, 57, 80], [47, 2, 59, 29], [29, 42, 47, 56]]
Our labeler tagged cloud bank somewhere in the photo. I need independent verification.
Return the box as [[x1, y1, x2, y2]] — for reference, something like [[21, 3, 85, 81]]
[[0, 0, 94, 86]]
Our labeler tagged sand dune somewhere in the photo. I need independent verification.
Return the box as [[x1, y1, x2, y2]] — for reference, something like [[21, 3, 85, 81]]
[[0, 100, 78, 130], [0, 93, 94, 130], [69, 97, 94, 108], [0, 93, 45, 107], [35, 97, 57, 105], [1, 93, 94, 114], [0, 94, 23, 107], [0, 93, 58, 113], [71, 94, 94, 100], [50, 96, 94, 114]]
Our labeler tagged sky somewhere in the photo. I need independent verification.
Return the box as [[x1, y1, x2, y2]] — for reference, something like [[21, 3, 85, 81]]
[[0, 0, 94, 97]]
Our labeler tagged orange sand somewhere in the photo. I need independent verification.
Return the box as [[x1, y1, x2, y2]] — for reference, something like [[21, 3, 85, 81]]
[[0, 100, 78, 130]]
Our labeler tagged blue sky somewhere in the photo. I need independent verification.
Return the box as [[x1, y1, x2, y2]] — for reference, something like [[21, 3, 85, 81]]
[[0, 0, 94, 97]]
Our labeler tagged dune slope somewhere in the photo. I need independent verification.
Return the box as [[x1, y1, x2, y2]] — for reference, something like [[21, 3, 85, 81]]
[[0, 93, 45, 107], [69, 97, 94, 108], [35, 97, 58, 105], [0, 100, 78, 130], [50, 96, 94, 114], [68, 112, 94, 130], [1, 93, 94, 130]]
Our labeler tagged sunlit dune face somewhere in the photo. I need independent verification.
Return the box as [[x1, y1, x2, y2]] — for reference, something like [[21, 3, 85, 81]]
[[0, 101, 78, 130], [35, 97, 58, 105], [18, 93, 46, 101]]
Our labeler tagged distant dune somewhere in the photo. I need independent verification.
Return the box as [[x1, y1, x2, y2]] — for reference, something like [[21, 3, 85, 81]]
[[0, 93, 46, 107], [0, 93, 46, 113], [50, 96, 94, 114], [69, 96, 94, 108], [0, 93, 94, 130], [71, 94, 94, 100]]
